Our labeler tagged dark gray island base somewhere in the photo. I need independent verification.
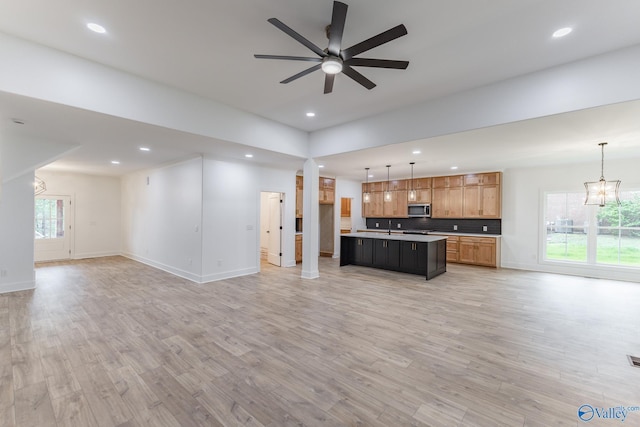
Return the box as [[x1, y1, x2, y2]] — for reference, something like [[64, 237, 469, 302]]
[[340, 232, 447, 280]]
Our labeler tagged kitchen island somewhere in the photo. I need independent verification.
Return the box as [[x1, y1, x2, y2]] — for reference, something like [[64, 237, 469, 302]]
[[340, 232, 447, 280]]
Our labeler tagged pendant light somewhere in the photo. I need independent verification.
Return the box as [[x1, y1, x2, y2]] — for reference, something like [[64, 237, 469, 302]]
[[408, 162, 417, 202], [584, 142, 621, 206], [384, 165, 392, 202], [363, 167, 371, 203]]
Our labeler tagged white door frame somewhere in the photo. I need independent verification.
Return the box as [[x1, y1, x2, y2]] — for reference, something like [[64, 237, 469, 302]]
[[34, 194, 74, 262], [264, 192, 283, 267]]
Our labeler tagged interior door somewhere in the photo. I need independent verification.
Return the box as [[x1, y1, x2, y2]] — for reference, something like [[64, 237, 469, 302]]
[[267, 193, 282, 266], [34, 196, 72, 262]]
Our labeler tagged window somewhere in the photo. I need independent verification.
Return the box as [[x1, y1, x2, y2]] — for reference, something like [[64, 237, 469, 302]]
[[34, 198, 65, 239], [544, 190, 640, 268]]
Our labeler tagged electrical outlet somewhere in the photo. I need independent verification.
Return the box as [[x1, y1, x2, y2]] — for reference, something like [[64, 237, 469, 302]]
[[217, 259, 223, 266], [0, 269, 7, 278], [483, 225, 488, 232], [397, 224, 401, 228], [375, 222, 379, 228], [453, 225, 458, 231]]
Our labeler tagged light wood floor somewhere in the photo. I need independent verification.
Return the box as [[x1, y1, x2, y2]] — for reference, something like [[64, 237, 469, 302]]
[[2, 257, 640, 427]]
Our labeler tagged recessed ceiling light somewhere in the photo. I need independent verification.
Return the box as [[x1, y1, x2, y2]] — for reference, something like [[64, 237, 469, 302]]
[[245, 154, 253, 158], [318, 165, 325, 168], [552, 27, 572, 38], [111, 160, 120, 165], [412, 150, 421, 154], [139, 147, 150, 152], [451, 166, 458, 170], [306, 112, 316, 117], [87, 23, 107, 34], [368, 174, 374, 178]]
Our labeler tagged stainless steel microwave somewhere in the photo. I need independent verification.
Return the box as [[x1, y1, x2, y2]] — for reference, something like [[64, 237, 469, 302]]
[[408, 204, 431, 217]]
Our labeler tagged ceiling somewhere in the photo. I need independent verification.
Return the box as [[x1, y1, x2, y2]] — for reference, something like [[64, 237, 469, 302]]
[[1, 0, 640, 179]]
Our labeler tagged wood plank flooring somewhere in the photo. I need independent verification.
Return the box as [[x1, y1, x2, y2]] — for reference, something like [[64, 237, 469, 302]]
[[2, 256, 640, 426]]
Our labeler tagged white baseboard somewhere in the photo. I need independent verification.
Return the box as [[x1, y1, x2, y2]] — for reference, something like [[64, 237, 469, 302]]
[[121, 252, 202, 283], [0, 279, 35, 294]]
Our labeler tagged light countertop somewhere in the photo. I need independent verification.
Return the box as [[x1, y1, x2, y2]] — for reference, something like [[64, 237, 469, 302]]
[[341, 232, 448, 242], [358, 229, 501, 238]]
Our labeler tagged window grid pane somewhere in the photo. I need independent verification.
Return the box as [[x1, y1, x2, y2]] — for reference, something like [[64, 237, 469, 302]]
[[545, 190, 640, 268]]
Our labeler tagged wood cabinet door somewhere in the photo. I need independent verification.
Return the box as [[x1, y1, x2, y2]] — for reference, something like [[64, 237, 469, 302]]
[[295, 235, 302, 262], [448, 187, 463, 218], [476, 240, 496, 266], [446, 236, 459, 263], [296, 188, 303, 218], [383, 191, 408, 217], [479, 185, 500, 218], [431, 187, 447, 218], [363, 192, 384, 217], [340, 198, 351, 217], [463, 186, 480, 217], [458, 239, 477, 263]]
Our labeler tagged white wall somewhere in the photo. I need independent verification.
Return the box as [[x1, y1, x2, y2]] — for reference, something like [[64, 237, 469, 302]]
[[36, 170, 121, 259], [502, 157, 640, 282], [201, 158, 297, 281], [0, 173, 35, 293], [121, 156, 298, 283], [121, 157, 204, 281]]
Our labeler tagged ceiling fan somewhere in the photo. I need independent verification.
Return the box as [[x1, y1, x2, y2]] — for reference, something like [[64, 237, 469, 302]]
[[254, 1, 409, 94]]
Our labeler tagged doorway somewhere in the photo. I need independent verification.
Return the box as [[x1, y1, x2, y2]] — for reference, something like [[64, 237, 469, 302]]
[[34, 195, 72, 262], [260, 192, 283, 267], [319, 204, 334, 257]]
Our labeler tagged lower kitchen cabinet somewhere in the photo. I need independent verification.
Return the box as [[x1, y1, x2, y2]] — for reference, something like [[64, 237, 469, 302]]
[[295, 234, 302, 263], [373, 239, 401, 269], [342, 237, 374, 266], [445, 236, 459, 263], [400, 240, 428, 275], [457, 236, 500, 267], [340, 235, 447, 280], [436, 235, 500, 267]]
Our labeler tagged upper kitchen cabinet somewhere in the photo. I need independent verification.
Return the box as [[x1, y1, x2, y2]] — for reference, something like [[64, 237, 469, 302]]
[[362, 190, 384, 218], [431, 175, 463, 218], [295, 175, 303, 218], [409, 177, 432, 203], [383, 190, 408, 218], [319, 177, 335, 205], [432, 175, 463, 188], [462, 172, 501, 218]]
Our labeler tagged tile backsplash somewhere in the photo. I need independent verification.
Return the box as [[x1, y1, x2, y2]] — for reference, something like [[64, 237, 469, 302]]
[[365, 217, 501, 234]]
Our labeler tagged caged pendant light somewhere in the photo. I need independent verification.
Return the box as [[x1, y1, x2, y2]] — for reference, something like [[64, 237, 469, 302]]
[[584, 142, 621, 207], [363, 167, 371, 203], [384, 165, 392, 202], [408, 162, 417, 202]]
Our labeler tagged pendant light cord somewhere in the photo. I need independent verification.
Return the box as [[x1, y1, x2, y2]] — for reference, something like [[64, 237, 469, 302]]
[[600, 142, 605, 180]]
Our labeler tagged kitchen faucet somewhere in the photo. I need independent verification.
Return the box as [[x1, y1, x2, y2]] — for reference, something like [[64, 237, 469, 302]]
[[388, 219, 392, 235]]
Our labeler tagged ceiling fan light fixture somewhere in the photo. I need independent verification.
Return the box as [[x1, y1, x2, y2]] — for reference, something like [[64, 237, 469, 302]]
[[321, 56, 343, 74]]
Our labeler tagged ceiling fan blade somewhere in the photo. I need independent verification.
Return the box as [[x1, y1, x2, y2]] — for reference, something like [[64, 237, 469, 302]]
[[345, 58, 409, 69], [267, 18, 326, 58], [254, 54, 322, 62], [328, 1, 348, 56], [342, 66, 376, 90], [324, 74, 336, 94], [280, 63, 322, 84], [341, 24, 408, 60]]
